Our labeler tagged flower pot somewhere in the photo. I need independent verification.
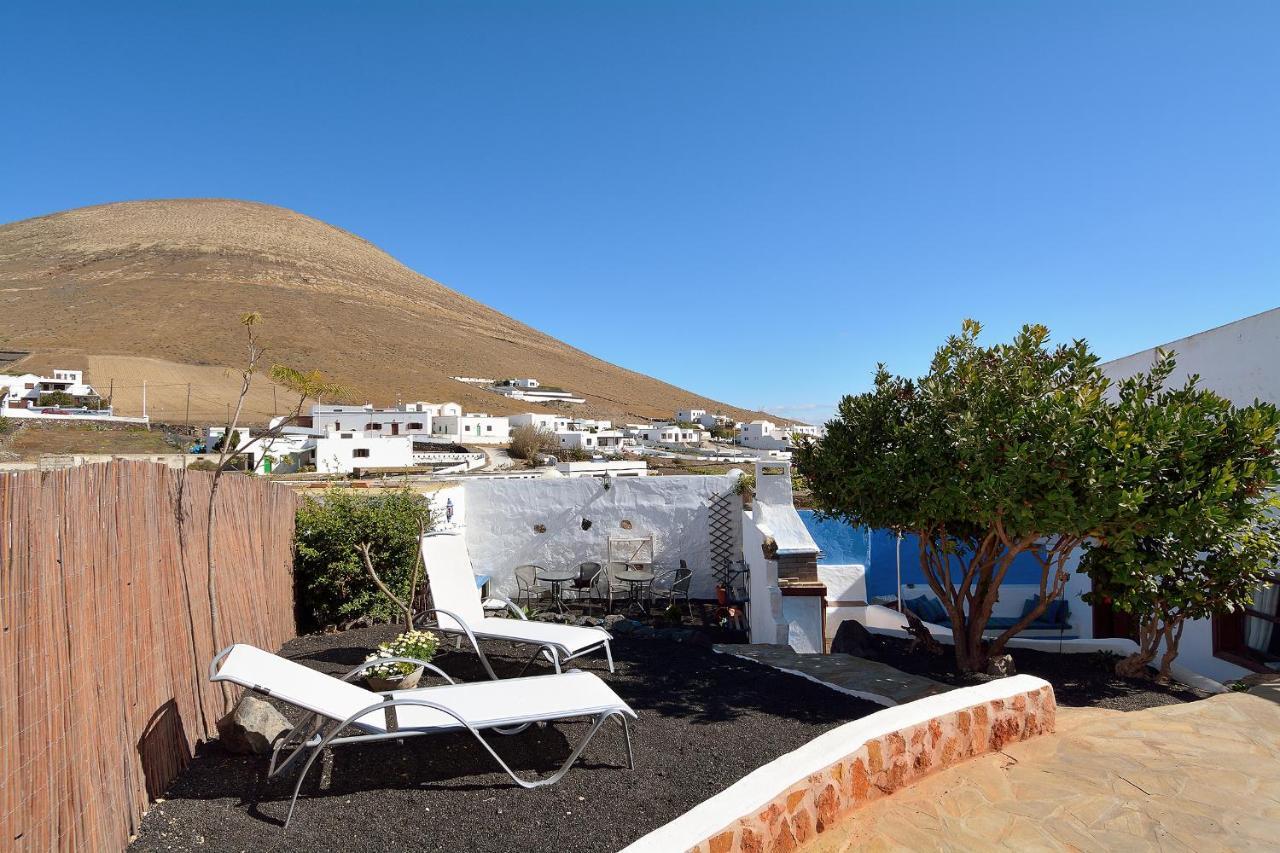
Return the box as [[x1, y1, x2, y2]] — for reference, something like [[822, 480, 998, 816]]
[[716, 585, 729, 606], [366, 665, 425, 693]]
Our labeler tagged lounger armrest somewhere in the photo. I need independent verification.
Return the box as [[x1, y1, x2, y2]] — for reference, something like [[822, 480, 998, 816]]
[[340, 658, 457, 685], [209, 644, 237, 681], [487, 594, 527, 620]]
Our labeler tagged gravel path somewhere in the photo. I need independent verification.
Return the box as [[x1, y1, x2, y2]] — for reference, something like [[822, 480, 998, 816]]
[[131, 626, 877, 853]]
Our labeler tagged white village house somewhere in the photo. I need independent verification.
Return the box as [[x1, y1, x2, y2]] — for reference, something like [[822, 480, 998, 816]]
[[629, 422, 709, 446], [0, 369, 102, 411], [1096, 307, 1280, 680]]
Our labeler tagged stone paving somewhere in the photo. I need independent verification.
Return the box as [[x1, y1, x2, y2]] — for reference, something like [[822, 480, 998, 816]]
[[714, 644, 952, 706], [804, 691, 1280, 851]]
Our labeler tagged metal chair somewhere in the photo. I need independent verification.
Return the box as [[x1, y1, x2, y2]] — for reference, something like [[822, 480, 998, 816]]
[[593, 563, 634, 613], [568, 561, 603, 608], [514, 564, 552, 610], [650, 563, 693, 615]]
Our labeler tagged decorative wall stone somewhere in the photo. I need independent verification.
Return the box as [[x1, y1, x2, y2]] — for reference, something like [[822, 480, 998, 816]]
[[682, 683, 1057, 853]]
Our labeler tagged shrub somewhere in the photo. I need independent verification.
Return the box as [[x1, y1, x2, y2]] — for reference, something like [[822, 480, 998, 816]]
[[554, 446, 592, 462], [211, 429, 240, 454], [508, 424, 558, 460], [362, 629, 439, 679], [294, 487, 433, 628]]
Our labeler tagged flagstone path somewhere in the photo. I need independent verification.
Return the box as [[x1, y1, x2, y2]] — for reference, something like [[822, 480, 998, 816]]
[[804, 690, 1280, 851], [714, 644, 952, 706]]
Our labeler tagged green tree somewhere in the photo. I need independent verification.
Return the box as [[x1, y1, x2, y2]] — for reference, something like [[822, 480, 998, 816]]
[[1080, 352, 1280, 680], [797, 321, 1127, 672], [294, 487, 434, 628], [37, 390, 76, 407]]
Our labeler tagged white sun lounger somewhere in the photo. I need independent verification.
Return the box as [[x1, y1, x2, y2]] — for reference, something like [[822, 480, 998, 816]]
[[421, 530, 615, 678], [210, 643, 636, 829]]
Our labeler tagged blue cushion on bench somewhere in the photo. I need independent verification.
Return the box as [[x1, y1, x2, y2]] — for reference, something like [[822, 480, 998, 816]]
[[1020, 595, 1070, 626], [904, 595, 948, 625]]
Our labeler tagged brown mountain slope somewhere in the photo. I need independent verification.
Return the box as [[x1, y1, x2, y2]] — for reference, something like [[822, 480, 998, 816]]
[[0, 199, 767, 425]]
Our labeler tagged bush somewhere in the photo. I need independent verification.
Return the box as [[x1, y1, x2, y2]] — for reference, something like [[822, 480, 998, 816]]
[[294, 487, 434, 628], [554, 446, 592, 462], [211, 429, 240, 454], [508, 424, 558, 460]]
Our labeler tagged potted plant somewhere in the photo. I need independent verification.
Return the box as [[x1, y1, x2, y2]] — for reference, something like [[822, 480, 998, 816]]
[[363, 629, 439, 692]]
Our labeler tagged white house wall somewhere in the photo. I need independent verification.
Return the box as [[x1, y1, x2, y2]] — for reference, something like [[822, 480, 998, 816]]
[[461, 475, 738, 599], [1101, 307, 1280, 406]]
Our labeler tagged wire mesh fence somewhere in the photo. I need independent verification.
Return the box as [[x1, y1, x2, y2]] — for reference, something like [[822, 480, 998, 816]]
[[0, 461, 297, 851]]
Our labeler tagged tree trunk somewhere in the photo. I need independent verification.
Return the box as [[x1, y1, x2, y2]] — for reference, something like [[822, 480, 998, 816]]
[[951, 618, 990, 673], [1115, 616, 1162, 678]]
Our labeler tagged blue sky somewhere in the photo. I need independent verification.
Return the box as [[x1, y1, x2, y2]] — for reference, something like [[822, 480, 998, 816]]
[[2, 2, 1277, 424]]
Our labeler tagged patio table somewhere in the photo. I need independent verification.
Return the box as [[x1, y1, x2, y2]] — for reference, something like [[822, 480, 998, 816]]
[[617, 569, 655, 614], [536, 568, 579, 614]]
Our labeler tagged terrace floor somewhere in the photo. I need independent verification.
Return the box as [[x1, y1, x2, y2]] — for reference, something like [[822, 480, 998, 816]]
[[130, 626, 878, 853], [807, 689, 1280, 851]]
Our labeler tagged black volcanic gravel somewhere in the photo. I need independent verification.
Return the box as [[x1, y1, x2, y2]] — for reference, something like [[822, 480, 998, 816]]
[[130, 626, 877, 853], [864, 636, 1211, 710]]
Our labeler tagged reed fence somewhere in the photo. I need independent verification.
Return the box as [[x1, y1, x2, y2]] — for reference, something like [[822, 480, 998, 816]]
[[0, 461, 298, 851]]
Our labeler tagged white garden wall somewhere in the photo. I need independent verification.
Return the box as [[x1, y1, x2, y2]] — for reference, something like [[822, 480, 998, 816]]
[[461, 475, 739, 599]]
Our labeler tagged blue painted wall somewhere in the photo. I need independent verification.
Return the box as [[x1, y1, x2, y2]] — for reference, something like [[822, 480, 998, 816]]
[[799, 511, 1046, 599]]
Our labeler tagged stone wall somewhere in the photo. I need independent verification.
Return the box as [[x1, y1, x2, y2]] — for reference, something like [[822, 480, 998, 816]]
[[623, 676, 1056, 853]]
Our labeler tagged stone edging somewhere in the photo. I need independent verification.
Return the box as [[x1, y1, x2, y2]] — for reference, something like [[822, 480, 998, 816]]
[[621, 674, 1056, 853]]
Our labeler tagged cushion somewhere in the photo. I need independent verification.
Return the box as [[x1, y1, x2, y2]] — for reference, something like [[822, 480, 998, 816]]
[[905, 595, 947, 625], [1021, 595, 1070, 626]]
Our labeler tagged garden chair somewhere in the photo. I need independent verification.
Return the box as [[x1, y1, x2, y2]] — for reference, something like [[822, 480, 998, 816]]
[[593, 562, 635, 613], [567, 561, 602, 608], [421, 531, 615, 677], [210, 644, 635, 830], [650, 564, 693, 616], [514, 564, 552, 610]]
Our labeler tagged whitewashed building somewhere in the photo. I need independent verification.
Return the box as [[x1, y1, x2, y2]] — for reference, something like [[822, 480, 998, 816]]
[[629, 422, 709, 445], [1098, 306, 1280, 682], [314, 430, 413, 474], [554, 459, 648, 478], [490, 378, 586, 404], [432, 413, 511, 444], [0, 369, 101, 410], [676, 408, 735, 430]]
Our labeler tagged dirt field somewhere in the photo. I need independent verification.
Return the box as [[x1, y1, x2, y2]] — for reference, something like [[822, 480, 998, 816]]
[[2, 421, 181, 459], [0, 199, 774, 426]]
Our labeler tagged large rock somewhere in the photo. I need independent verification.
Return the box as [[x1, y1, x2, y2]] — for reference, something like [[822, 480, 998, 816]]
[[830, 620, 880, 658], [217, 695, 290, 755]]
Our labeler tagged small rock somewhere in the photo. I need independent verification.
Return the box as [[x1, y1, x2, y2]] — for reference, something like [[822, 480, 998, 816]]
[[985, 654, 1016, 677], [216, 695, 290, 755], [602, 614, 626, 628]]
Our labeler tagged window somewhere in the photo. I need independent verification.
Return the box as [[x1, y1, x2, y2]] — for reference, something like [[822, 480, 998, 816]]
[[408, 422, 423, 430], [486, 425, 493, 431], [464, 425, 472, 432], [353, 448, 370, 458]]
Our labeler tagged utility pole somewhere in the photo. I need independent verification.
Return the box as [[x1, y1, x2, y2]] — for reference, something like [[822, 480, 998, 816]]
[[185, 383, 191, 426], [142, 380, 148, 429]]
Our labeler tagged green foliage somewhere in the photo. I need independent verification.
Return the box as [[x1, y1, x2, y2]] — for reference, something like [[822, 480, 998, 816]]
[[797, 321, 1126, 671], [555, 446, 593, 462], [294, 488, 434, 628], [211, 429, 240, 454], [362, 629, 440, 679], [37, 391, 76, 407], [508, 424, 558, 460], [1079, 351, 1280, 679], [734, 471, 755, 503], [0, 415, 14, 436], [710, 424, 736, 440]]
